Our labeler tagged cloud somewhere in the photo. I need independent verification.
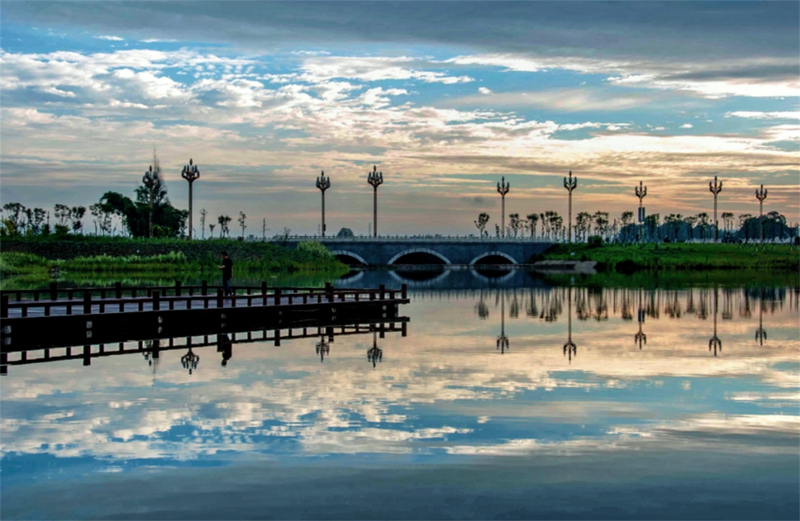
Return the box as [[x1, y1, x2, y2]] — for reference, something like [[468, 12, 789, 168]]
[[447, 88, 653, 112], [478, 87, 492, 95], [727, 111, 800, 120], [94, 35, 123, 41], [140, 38, 177, 43], [680, 123, 693, 129], [299, 55, 473, 84]]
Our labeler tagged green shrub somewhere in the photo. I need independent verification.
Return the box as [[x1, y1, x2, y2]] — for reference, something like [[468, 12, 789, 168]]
[[296, 241, 333, 259], [587, 236, 603, 248]]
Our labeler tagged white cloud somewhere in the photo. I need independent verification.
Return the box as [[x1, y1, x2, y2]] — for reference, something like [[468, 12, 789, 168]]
[[300, 56, 473, 84], [140, 38, 177, 43], [478, 87, 492, 95], [94, 35, 124, 41], [727, 111, 800, 120], [680, 123, 693, 129]]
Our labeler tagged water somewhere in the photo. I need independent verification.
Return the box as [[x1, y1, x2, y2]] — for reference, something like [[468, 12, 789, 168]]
[[2, 270, 799, 520]]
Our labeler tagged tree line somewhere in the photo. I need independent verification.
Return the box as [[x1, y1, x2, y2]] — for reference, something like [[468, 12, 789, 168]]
[[474, 210, 797, 243]]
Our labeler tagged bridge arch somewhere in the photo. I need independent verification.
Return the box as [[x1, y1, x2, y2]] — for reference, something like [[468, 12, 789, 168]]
[[330, 250, 369, 266], [469, 251, 519, 265], [388, 248, 452, 265]]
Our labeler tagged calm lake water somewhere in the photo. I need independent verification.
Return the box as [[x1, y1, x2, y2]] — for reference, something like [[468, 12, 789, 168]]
[[2, 270, 799, 520]]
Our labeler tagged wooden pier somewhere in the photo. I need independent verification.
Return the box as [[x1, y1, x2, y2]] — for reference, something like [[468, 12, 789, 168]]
[[0, 282, 410, 361]]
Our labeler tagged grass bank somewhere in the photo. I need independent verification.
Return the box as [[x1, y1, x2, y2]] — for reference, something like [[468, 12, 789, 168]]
[[537, 243, 799, 272], [0, 238, 348, 289]]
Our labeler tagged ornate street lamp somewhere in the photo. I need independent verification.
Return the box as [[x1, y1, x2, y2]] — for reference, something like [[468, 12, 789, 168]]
[[709, 176, 723, 243], [181, 347, 200, 375], [367, 165, 383, 237], [755, 184, 768, 245], [635, 181, 647, 243], [142, 165, 157, 238], [497, 176, 510, 238], [563, 171, 577, 243], [181, 159, 200, 240], [316, 171, 330, 237]]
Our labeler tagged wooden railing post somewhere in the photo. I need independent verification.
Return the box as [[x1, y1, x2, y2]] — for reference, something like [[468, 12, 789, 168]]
[[261, 281, 267, 306], [0, 295, 7, 319], [379, 284, 385, 300], [152, 290, 160, 311], [217, 289, 223, 308], [274, 288, 282, 306], [83, 292, 92, 314], [202, 280, 208, 296], [325, 282, 334, 303], [115, 282, 122, 299], [401, 283, 407, 300], [175, 281, 182, 297], [50, 282, 58, 301]]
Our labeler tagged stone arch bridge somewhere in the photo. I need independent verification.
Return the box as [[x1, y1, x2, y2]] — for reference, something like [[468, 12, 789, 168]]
[[283, 237, 553, 266]]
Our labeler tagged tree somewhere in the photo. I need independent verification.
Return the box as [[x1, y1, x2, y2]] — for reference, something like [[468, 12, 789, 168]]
[[576, 212, 592, 242], [526, 213, 539, 238], [508, 213, 522, 238], [593, 211, 609, 241], [209, 223, 216, 237], [721, 212, 734, 237], [238, 211, 247, 239], [218, 215, 231, 238], [2, 202, 26, 236], [474, 212, 490, 238], [620, 211, 634, 228], [200, 209, 207, 239], [337, 227, 354, 238], [70, 206, 86, 234]]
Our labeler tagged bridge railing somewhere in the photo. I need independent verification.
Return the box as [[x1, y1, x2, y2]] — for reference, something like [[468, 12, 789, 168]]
[[278, 235, 553, 242]]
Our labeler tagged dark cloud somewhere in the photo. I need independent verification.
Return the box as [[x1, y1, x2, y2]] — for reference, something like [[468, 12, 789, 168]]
[[2, 2, 797, 62]]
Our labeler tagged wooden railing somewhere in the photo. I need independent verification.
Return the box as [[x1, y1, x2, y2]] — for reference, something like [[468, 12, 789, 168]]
[[0, 282, 408, 318]]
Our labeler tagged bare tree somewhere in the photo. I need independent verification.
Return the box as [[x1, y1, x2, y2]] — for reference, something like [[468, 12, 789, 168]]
[[238, 211, 247, 239], [200, 209, 207, 239]]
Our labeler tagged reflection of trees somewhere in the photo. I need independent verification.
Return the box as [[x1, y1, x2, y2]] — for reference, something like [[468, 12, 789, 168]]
[[509, 290, 520, 319], [526, 288, 538, 318], [474, 290, 489, 319], [664, 291, 682, 318], [315, 336, 330, 362], [540, 290, 561, 322]]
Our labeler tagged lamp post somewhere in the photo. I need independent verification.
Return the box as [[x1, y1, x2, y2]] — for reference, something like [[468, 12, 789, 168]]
[[755, 184, 768, 245], [142, 165, 157, 238], [367, 165, 383, 237], [635, 181, 647, 243], [316, 171, 330, 237], [563, 171, 577, 243], [315, 335, 330, 362], [497, 176, 510, 238], [709, 175, 722, 243], [181, 159, 200, 240]]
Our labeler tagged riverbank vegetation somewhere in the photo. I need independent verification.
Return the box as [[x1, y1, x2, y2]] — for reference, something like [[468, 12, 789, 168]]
[[538, 243, 799, 272], [0, 238, 348, 289]]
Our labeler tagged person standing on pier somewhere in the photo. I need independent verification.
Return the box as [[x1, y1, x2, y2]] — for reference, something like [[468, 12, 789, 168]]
[[219, 251, 234, 296]]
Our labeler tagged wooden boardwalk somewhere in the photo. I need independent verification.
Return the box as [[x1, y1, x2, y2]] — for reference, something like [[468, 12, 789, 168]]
[[1, 282, 410, 357]]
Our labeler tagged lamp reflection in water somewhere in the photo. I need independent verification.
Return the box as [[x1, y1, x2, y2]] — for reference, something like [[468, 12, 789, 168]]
[[635, 288, 647, 350], [497, 291, 509, 354], [316, 336, 330, 362], [755, 288, 768, 346], [142, 339, 160, 383], [563, 286, 577, 362], [367, 330, 382, 368], [217, 334, 232, 366], [709, 287, 722, 357], [181, 348, 200, 374]]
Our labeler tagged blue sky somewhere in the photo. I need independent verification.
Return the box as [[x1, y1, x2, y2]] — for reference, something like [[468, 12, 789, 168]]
[[1, 2, 798, 235]]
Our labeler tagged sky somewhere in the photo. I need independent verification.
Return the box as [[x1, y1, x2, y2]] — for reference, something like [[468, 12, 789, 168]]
[[0, 1, 798, 236]]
